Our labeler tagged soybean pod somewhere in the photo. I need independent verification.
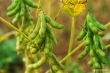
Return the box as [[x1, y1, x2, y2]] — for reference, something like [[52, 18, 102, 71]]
[[93, 34, 100, 47], [50, 54, 64, 70], [87, 22, 98, 34], [25, 7, 33, 21], [39, 11, 47, 38], [34, 34, 44, 46], [88, 13, 106, 31], [7, 1, 21, 17], [77, 19, 88, 41], [78, 46, 90, 60], [29, 16, 41, 40], [44, 14, 64, 29], [20, 0, 26, 16], [47, 25, 58, 45], [30, 44, 39, 54], [7, 0, 19, 11], [95, 48, 105, 57], [12, 12, 21, 24], [51, 65, 59, 72], [90, 44, 96, 57], [76, 29, 86, 41], [44, 35, 53, 55], [27, 55, 47, 69], [88, 60, 93, 66], [99, 38, 107, 51], [86, 28, 92, 46], [97, 54, 107, 64], [24, 0, 38, 8]]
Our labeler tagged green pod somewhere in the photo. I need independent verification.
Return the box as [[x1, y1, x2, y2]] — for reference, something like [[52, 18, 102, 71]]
[[49, 58, 55, 66], [35, 35, 45, 46], [83, 19, 88, 31], [78, 46, 90, 60], [40, 43, 45, 52], [88, 13, 107, 31], [32, 55, 48, 69], [93, 62, 100, 69], [95, 49, 105, 57], [99, 39, 107, 51], [20, 0, 26, 16], [49, 21, 64, 29], [12, 12, 21, 24], [86, 28, 92, 46], [7, 1, 21, 17], [29, 17, 41, 40], [45, 14, 64, 29], [25, 8, 33, 21], [50, 54, 64, 70], [56, 70, 63, 73], [30, 45, 39, 54], [27, 64, 33, 70], [24, 0, 38, 8], [39, 11, 47, 36], [19, 18, 27, 32], [30, 47, 39, 54], [76, 29, 86, 41], [88, 60, 93, 66], [90, 50, 95, 57], [7, 0, 19, 11], [44, 47, 52, 57], [44, 35, 53, 55], [51, 65, 59, 72], [47, 25, 58, 45], [97, 54, 107, 64], [94, 34, 100, 47], [19, 36, 25, 43], [92, 57, 98, 63], [88, 22, 98, 34], [86, 37, 91, 46], [98, 31, 104, 37], [25, 67, 32, 73], [45, 70, 52, 73], [77, 19, 88, 40]]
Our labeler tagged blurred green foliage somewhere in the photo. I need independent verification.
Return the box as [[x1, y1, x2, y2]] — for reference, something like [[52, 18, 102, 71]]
[[68, 61, 84, 73], [0, 38, 24, 73]]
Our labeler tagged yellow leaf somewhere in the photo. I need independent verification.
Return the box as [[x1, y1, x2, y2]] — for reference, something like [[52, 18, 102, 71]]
[[62, 0, 87, 17]]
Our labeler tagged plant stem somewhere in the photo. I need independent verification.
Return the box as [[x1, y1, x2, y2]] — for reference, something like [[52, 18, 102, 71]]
[[105, 22, 110, 27], [0, 17, 39, 49], [106, 44, 110, 48], [64, 17, 75, 73], [60, 41, 85, 63]]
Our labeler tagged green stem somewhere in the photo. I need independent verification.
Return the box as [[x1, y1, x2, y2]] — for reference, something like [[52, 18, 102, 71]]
[[0, 17, 39, 49], [64, 17, 75, 73], [60, 41, 85, 63], [105, 22, 110, 27], [106, 44, 110, 48]]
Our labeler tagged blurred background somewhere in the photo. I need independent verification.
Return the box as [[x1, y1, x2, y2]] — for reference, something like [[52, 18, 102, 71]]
[[0, 0, 110, 73]]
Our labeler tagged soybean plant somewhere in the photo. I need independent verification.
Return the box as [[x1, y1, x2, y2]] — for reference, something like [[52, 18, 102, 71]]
[[77, 12, 107, 73]]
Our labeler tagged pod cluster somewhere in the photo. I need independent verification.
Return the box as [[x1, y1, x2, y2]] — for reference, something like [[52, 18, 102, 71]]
[[7, 0, 38, 24], [15, 11, 64, 73], [77, 12, 107, 72]]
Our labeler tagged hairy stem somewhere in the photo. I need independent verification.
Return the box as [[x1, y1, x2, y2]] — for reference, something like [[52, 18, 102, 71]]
[[64, 17, 75, 73]]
